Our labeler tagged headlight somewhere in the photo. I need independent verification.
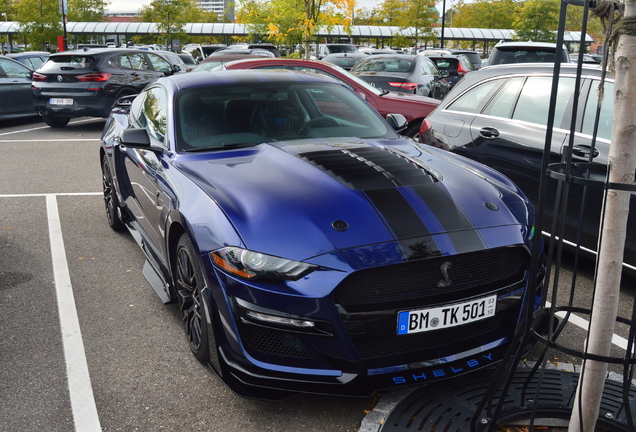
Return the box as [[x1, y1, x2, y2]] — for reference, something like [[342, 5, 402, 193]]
[[211, 247, 317, 280]]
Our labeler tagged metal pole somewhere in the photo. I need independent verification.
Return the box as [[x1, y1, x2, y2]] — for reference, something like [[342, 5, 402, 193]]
[[1, 13, 6, 55], [440, 0, 446, 48]]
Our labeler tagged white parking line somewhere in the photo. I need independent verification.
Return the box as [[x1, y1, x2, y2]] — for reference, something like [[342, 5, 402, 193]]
[[0, 139, 101, 142], [0, 193, 102, 198], [46, 194, 102, 432], [0, 118, 103, 136], [547, 301, 632, 351]]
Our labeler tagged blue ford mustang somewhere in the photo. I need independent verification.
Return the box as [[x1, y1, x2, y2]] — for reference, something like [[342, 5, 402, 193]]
[[100, 70, 545, 399]]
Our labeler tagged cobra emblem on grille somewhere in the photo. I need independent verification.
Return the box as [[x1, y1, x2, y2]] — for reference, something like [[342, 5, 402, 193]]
[[437, 261, 452, 288], [57, 75, 63, 83]]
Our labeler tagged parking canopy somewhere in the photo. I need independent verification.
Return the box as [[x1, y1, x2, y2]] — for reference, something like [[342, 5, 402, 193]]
[[0, 21, 593, 43]]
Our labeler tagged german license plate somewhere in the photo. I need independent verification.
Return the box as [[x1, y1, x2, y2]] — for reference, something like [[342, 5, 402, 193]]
[[50, 98, 73, 105], [397, 295, 497, 335]]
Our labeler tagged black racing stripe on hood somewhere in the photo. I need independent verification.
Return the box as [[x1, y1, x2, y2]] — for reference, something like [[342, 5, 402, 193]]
[[411, 183, 486, 253], [365, 188, 435, 240], [298, 147, 435, 190]]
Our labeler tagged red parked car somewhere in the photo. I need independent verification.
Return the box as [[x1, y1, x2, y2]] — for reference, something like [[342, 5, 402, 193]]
[[220, 57, 439, 137]]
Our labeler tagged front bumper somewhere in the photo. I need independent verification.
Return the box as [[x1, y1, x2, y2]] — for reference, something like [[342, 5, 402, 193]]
[[208, 247, 545, 398]]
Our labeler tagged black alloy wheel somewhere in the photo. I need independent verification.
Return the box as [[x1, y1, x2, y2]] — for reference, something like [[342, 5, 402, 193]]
[[175, 234, 210, 363], [42, 114, 70, 128], [101, 155, 126, 231]]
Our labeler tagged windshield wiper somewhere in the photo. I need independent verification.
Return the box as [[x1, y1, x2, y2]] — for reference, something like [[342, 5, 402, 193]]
[[183, 142, 261, 152]]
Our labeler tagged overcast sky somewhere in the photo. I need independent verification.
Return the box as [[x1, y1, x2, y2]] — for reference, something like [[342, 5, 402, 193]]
[[107, 0, 450, 17]]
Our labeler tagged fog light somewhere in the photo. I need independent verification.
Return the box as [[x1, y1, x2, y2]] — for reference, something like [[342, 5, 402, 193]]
[[246, 310, 315, 328]]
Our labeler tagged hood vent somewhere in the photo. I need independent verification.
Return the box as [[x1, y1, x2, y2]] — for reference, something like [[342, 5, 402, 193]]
[[298, 147, 435, 191]]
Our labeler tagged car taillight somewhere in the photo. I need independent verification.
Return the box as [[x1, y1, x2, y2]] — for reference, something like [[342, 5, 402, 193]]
[[76, 72, 112, 82], [457, 63, 468, 76], [419, 118, 432, 136], [32, 72, 47, 82], [388, 82, 418, 91]]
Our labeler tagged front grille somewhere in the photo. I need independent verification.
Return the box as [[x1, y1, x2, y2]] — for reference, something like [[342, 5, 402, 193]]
[[239, 322, 311, 359], [353, 313, 506, 360], [334, 247, 527, 311]]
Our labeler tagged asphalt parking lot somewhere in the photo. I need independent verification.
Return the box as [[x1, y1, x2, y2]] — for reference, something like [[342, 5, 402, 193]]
[[1, 115, 635, 432]]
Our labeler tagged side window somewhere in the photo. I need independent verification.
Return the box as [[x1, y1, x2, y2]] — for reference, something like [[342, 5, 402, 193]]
[[126, 54, 150, 71], [582, 80, 613, 141], [512, 76, 575, 127], [146, 53, 172, 73], [446, 78, 507, 113], [140, 87, 168, 145], [0, 59, 31, 78], [420, 58, 435, 75], [483, 77, 524, 118]]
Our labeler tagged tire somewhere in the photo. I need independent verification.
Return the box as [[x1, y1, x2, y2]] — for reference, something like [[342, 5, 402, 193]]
[[42, 114, 70, 128], [175, 234, 210, 363], [101, 155, 126, 232]]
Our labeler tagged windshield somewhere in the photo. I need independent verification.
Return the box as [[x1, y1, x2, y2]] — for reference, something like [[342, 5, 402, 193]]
[[175, 81, 395, 152], [329, 45, 358, 54]]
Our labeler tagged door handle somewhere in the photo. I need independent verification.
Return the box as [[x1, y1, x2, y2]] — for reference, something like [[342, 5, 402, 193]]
[[479, 127, 500, 139]]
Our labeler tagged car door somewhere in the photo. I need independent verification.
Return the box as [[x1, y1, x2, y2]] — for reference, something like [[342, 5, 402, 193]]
[[120, 87, 172, 256], [119, 53, 163, 91], [468, 76, 576, 205], [145, 52, 177, 75], [0, 58, 33, 115]]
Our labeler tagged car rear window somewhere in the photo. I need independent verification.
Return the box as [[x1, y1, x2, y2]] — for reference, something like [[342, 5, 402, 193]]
[[39, 56, 95, 71], [491, 47, 569, 64], [354, 58, 414, 73]]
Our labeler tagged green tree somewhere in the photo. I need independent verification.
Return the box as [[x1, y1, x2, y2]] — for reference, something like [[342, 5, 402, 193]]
[[377, 0, 402, 24], [513, 0, 559, 42], [68, 0, 110, 22], [452, 0, 518, 29], [15, 0, 62, 51], [398, 0, 437, 48], [236, 0, 353, 58], [138, 0, 212, 47]]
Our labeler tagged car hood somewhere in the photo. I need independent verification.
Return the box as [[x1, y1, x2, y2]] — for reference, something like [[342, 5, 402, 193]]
[[174, 138, 532, 265]]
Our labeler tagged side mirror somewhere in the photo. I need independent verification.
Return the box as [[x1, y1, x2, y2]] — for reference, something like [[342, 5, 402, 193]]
[[440, 70, 449, 78], [172, 64, 182, 73], [385, 114, 408, 132], [118, 128, 151, 148]]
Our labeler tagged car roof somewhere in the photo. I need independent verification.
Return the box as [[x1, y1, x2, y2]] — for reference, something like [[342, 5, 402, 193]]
[[50, 48, 150, 56], [5, 51, 49, 58], [494, 41, 561, 48], [199, 54, 256, 64], [358, 54, 419, 60], [163, 68, 342, 90], [463, 62, 609, 82]]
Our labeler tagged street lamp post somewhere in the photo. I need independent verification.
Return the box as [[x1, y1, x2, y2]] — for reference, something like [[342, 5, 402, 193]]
[[1, 12, 7, 55], [440, 0, 446, 48]]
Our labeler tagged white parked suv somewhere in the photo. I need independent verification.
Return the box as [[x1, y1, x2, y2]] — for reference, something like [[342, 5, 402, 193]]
[[487, 41, 570, 65]]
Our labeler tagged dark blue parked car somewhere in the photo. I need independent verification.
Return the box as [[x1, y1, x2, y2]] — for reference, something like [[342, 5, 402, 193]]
[[100, 69, 545, 399]]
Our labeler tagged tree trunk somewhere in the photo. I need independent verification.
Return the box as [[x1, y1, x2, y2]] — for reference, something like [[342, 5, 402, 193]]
[[568, 1, 636, 431]]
